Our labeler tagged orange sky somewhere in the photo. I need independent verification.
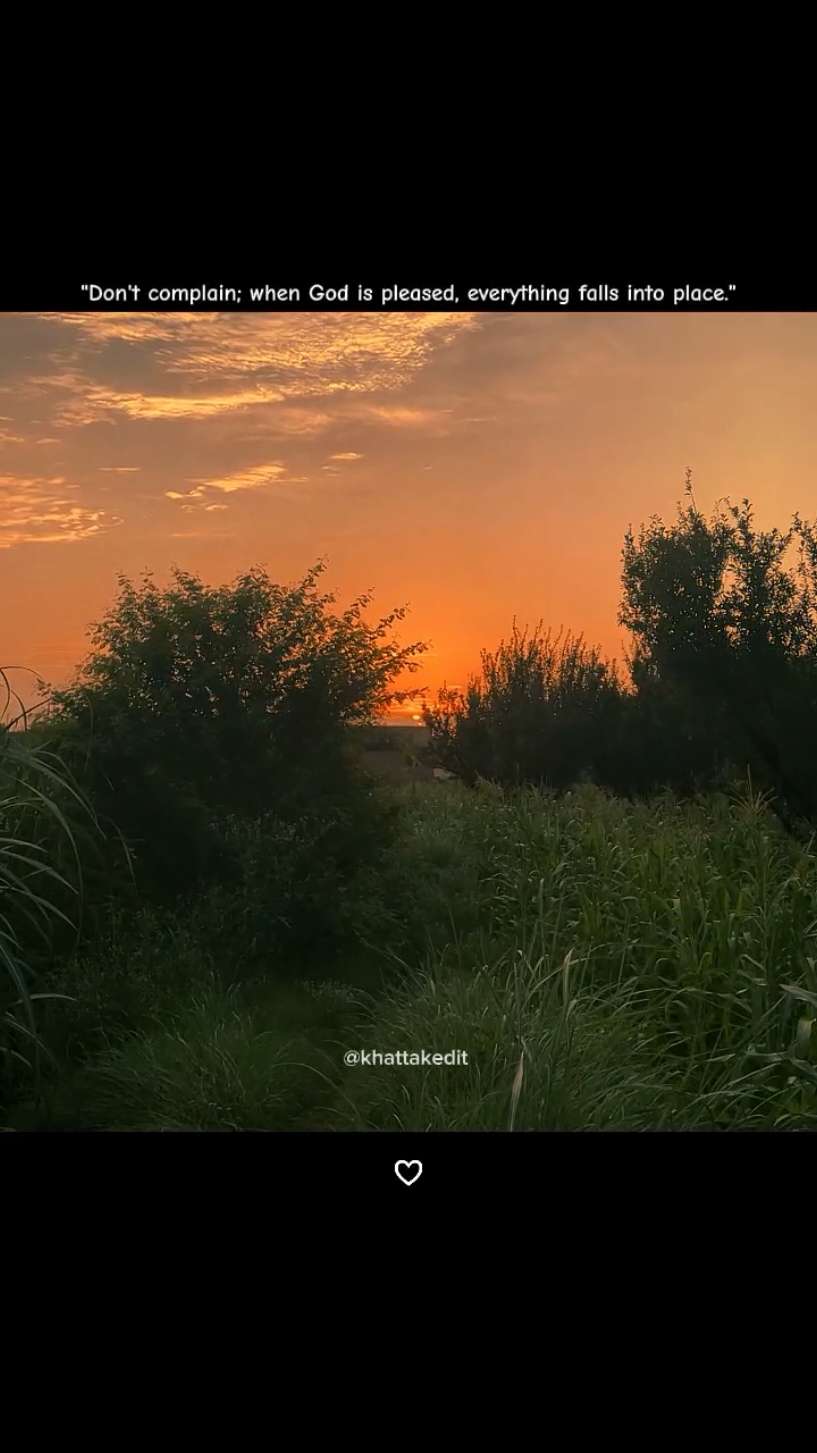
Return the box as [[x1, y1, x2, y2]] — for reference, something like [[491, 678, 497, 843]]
[[2, 310, 816, 723]]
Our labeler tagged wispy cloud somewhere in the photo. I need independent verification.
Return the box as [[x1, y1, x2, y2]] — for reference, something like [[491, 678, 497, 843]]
[[168, 529, 236, 539], [355, 405, 456, 429], [46, 378, 287, 426], [19, 313, 481, 431], [165, 461, 307, 508], [0, 473, 123, 550]]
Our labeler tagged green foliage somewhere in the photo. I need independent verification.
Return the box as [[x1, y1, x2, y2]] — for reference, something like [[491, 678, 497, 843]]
[[333, 782, 817, 1130], [619, 471, 817, 821], [178, 787, 406, 973], [0, 669, 114, 1108], [43, 977, 353, 1131], [423, 474, 817, 822], [31, 905, 218, 1065], [10, 477, 817, 1130], [423, 624, 624, 789], [9, 776, 817, 1130], [40, 560, 429, 901]]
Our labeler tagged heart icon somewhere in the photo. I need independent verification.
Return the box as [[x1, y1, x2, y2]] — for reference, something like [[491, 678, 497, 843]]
[[395, 1160, 422, 1186]]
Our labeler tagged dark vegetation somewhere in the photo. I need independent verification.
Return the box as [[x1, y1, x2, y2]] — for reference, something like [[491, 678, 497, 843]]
[[2, 475, 817, 1129]]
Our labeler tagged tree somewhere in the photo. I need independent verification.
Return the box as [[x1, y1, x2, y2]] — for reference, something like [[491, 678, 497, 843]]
[[423, 624, 625, 789], [39, 561, 429, 898], [619, 472, 817, 822]]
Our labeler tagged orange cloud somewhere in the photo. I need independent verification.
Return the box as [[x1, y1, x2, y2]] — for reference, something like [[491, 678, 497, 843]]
[[0, 473, 122, 549], [20, 314, 481, 431], [165, 462, 307, 507]]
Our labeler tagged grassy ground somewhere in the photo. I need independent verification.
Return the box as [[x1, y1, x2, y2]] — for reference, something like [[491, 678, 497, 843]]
[[4, 778, 817, 1129]]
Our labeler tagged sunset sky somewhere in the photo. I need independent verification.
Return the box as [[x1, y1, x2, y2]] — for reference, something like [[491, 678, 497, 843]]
[[2, 309, 816, 722]]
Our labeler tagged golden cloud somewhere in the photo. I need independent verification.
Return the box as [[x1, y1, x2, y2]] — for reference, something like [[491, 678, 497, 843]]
[[165, 461, 307, 507], [0, 473, 122, 549], [21, 313, 481, 427]]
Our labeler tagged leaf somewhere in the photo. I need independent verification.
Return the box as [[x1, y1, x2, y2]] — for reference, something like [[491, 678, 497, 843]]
[[780, 983, 817, 1010]]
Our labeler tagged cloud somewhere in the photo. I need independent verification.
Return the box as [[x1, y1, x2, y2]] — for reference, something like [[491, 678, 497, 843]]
[[165, 461, 307, 508], [245, 407, 332, 437], [355, 405, 456, 428], [46, 378, 287, 426], [0, 473, 123, 550], [328, 451, 363, 460], [168, 530, 236, 539], [18, 313, 481, 428]]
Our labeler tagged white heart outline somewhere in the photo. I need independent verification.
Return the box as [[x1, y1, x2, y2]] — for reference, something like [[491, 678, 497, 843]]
[[395, 1160, 422, 1185]]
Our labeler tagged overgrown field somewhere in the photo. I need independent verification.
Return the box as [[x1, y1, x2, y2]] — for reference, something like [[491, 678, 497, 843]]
[[5, 778, 816, 1130]]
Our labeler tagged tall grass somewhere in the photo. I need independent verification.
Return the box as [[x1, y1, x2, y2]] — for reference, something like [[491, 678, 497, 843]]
[[6, 758, 817, 1129], [37, 975, 374, 1130], [335, 778, 817, 1129], [0, 670, 107, 1111]]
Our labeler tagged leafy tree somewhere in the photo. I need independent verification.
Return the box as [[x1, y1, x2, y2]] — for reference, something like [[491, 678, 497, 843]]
[[619, 472, 817, 823], [423, 473, 817, 818], [39, 561, 428, 899]]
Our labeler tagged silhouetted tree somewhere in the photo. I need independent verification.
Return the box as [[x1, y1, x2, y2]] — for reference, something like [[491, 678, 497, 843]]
[[619, 471, 817, 824], [424, 625, 625, 789], [424, 473, 817, 819]]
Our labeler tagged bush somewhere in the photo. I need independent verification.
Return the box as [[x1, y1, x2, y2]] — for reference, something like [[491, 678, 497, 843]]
[[38, 561, 429, 904], [423, 624, 625, 790]]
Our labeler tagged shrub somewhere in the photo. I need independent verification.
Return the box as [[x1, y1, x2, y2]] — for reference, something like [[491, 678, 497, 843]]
[[39, 561, 429, 903]]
